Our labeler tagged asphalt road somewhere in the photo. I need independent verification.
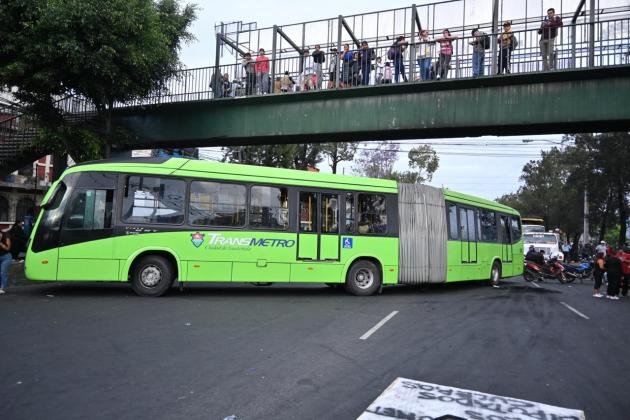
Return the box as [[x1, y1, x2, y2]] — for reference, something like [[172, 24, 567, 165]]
[[1, 277, 629, 420]]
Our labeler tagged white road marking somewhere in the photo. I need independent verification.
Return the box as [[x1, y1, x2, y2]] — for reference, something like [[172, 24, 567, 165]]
[[360, 311, 399, 340], [530, 281, 541, 288], [560, 302, 590, 320]]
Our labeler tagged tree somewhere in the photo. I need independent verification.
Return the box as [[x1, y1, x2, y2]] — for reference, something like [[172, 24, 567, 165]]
[[222, 144, 322, 170], [392, 145, 439, 183], [353, 141, 400, 179], [320, 142, 358, 174], [0, 0, 197, 159]]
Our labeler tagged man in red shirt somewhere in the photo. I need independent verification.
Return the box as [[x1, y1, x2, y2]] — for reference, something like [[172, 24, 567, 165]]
[[255, 48, 270, 94], [617, 249, 630, 297]]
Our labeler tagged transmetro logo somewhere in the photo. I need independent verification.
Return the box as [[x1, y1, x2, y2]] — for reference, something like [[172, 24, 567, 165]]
[[191, 232, 205, 248]]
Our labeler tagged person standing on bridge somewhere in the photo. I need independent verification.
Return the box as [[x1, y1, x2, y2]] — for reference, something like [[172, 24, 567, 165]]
[[497, 22, 515, 74], [469, 28, 488, 77], [390, 36, 408, 83], [242, 52, 256, 96], [301, 48, 315, 91], [416, 30, 435, 81], [328, 47, 338, 88], [312, 45, 326, 90], [538, 8, 563, 71], [435, 29, 458, 80], [358, 41, 375, 86], [340, 44, 354, 88], [255, 48, 270, 94]]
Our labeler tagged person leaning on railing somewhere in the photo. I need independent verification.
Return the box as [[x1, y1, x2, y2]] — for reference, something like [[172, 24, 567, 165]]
[[538, 7, 564, 71], [435, 29, 458, 80]]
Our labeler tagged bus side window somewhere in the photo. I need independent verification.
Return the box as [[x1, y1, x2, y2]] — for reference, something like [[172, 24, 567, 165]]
[[250, 186, 289, 230], [357, 194, 386, 235], [64, 189, 113, 230], [122, 176, 185, 225], [510, 216, 522, 243], [345, 193, 355, 233], [447, 203, 458, 240], [479, 210, 498, 242], [321, 194, 339, 234]]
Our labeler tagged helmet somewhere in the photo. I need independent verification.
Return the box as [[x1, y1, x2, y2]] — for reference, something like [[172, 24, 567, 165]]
[[529, 245, 535, 249]]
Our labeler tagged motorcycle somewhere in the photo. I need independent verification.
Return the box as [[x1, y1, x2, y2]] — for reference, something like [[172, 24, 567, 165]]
[[560, 260, 594, 281], [523, 257, 567, 284]]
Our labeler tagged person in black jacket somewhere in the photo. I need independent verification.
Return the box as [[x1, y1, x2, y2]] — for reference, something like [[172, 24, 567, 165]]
[[605, 250, 622, 300], [525, 245, 544, 265], [312, 45, 326, 90], [9, 221, 26, 260]]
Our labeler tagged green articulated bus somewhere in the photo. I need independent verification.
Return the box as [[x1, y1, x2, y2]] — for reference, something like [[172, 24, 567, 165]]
[[25, 158, 523, 296]]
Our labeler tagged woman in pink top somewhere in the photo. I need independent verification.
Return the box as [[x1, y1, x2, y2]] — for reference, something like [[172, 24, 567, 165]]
[[255, 48, 270, 94], [435, 29, 458, 80]]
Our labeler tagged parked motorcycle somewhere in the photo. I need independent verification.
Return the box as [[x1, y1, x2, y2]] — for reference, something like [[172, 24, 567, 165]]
[[561, 260, 594, 281], [523, 257, 567, 284]]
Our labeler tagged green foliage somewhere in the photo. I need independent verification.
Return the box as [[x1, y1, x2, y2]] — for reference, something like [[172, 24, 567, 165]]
[[353, 142, 439, 183], [497, 132, 630, 244], [320, 142, 358, 174], [0, 0, 197, 159], [222, 144, 322, 170]]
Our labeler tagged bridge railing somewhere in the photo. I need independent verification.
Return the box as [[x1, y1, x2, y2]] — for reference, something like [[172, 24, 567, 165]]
[[117, 18, 628, 107]]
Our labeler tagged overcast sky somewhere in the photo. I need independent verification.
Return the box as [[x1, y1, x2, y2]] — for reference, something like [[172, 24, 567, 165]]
[[176, 0, 624, 200]]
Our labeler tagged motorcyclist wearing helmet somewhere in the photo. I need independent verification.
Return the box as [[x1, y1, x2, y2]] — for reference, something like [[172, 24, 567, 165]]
[[525, 245, 545, 265]]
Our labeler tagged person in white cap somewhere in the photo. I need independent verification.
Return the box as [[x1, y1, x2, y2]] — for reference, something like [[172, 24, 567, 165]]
[[596, 241, 608, 256]]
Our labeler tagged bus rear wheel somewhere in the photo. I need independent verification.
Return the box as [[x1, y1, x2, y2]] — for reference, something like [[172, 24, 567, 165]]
[[131, 255, 174, 297], [490, 261, 501, 288], [345, 260, 381, 296]]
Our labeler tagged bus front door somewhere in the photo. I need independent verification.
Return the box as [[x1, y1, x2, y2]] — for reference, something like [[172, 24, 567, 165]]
[[294, 191, 340, 282], [500, 215, 513, 271]]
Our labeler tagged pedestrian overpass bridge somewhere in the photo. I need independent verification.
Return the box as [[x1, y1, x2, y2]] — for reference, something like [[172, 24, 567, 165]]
[[112, 66, 629, 150]]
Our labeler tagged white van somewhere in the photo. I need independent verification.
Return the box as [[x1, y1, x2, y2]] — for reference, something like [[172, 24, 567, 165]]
[[523, 232, 564, 261]]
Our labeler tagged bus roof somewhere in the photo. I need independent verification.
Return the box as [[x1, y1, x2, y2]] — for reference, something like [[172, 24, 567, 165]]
[[63, 158, 520, 216], [66, 157, 399, 192], [443, 188, 520, 216]]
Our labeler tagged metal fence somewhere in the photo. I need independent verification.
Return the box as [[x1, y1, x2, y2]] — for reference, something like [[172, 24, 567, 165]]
[[120, 17, 628, 106]]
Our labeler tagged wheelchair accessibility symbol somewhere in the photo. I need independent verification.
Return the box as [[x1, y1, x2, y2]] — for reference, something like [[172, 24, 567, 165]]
[[342, 237, 353, 249]]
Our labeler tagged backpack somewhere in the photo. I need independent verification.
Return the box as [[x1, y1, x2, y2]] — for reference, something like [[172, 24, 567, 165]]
[[482, 34, 491, 50], [387, 46, 396, 60]]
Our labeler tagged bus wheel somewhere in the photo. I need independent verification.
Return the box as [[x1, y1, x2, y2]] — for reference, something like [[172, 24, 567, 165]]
[[131, 255, 174, 297], [490, 261, 501, 287], [345, 260, 381, 296]]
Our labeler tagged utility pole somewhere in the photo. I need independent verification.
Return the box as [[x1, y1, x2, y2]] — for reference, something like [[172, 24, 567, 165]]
[[583, 187, 590, 244]]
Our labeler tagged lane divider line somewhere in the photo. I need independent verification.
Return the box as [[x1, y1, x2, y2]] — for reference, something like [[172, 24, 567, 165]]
[[360, 311, 399, 340], [560, 301, 590, 320], [530, 281, 542, 288]]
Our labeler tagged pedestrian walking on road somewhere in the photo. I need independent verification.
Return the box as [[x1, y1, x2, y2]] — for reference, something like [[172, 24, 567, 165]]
[[617, 249, 630, 297], [538, 8, 563, 71], [593, 252, 605, 298], [595, 240, 608, 256], [604, 250, 622, 300], [0, 231, 12, 294], [9, 220, 27, 260]]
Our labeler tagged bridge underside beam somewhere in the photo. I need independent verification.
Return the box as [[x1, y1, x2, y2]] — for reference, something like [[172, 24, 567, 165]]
[[112, 66, 630, 149]]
